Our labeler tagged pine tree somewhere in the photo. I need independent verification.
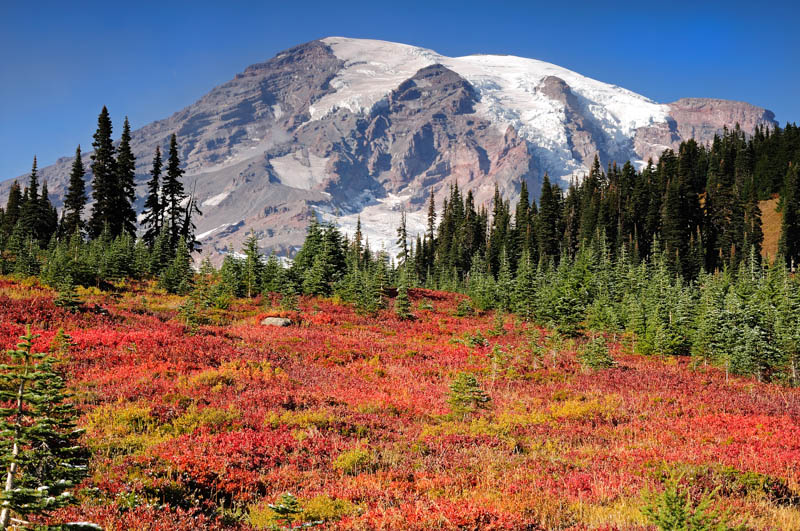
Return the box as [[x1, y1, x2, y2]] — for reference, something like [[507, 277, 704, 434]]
[[37, 181, 58, 244], [163, 134, 187, 251], [141, 146, 163, 248], [394, 266, 412, 319], [779, 163, 800, 270], [0, 327, 89, 527], [513, 250, 536, 320], [159, 238, 193, 294], [53, 274, 82, 313], [19, 157, 42, 242], [114, 116, 137, 237], [88, 106, 117, 239], [61, 146, 87, 238], [396, 209, 409, 269], [1, 181, 22, 237], [537, 174, 561, 261], [447, 372, 491, 420], [242, 231, 264, 298]]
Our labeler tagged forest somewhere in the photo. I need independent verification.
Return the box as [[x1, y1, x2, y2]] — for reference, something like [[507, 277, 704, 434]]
[[1, 108, 800, 529]]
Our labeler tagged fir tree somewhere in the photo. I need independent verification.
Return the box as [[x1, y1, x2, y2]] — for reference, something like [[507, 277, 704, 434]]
[[447, 372, 491, 420], [141, 145, 163, 248], [159, 238, 193, 294], [513, 250, 536, 320], [0, 327, 89, 527], [242, 231, 264, 298], [114, 116, 137, 237], [537, 174, 561, 261], [163, 134, 187, 251], [394, 266, 412, 320], [61, 146, 87, 238], [396, 209, 409, 269], [779, 163, 800, 270], [1, 181, 22, 237], [88, 106, 117, 239], [53, 274, 82, 313]]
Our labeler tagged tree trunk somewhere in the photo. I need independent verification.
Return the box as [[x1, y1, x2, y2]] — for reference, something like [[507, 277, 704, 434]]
[[0, 358, 28, 529]]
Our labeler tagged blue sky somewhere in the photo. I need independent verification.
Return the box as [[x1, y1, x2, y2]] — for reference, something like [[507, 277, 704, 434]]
[[1, 0, 798, 180]]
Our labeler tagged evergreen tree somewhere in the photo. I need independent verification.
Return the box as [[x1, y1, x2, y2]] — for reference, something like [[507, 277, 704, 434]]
[[88, 106, 117, 239], [779, 163, 800, 269], [36, 181, 58, 244], [447, 372, 491, 420], [163, 134, 187, 251], [396, 209, 409, 269], [1, 181, 22, 237], [61, 146, 87, 238], [394, 266, 412, 320], [537, 174, 561, 261], [242, 231, 264, 298], [114, 116, 137, 237], [141, 146, 163, 248], [0, 327, 89, 527], [159, 238, 193, 294], [513, 250, 536, 320]]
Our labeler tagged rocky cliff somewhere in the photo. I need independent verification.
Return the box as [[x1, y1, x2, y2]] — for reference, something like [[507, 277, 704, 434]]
[[0, 37, 778, 259]]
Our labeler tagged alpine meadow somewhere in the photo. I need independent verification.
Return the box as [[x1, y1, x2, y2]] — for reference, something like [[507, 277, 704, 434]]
[[1, 8, 800, 530]]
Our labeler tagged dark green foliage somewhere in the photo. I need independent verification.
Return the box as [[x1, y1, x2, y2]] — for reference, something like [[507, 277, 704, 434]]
[[394, 267, 412, 319], [141, 146, 163, 248], [0, 327, 89, 527], [61, 145, 87, 238], [159, 238, 193, 294], [447, 372, 491, 419], [87, 106, 117, 239], [163, 134, 187, 251], [242, 231, 264, 298], [1, 181, 23, 237], [778, 163, 800, 268], [114, 117, 138, 238], [642, 475, 737, 531], [53, 274, 82, 313], [578, 335, 616, 370]]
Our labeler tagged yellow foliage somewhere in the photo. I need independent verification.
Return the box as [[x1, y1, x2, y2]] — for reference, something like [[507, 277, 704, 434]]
[[84, 402, 169, 457], [549, 394, 622, 421], [171, 404, 240, 435], [248, 494, 360, 529], [570, 497, 650, 528]]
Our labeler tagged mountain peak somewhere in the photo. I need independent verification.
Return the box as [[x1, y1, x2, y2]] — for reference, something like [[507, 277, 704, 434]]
[[1, 37, 777, 261]]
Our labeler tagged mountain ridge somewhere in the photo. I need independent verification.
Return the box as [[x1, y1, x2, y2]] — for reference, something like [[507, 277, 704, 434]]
[[0, 37, 778, 259]]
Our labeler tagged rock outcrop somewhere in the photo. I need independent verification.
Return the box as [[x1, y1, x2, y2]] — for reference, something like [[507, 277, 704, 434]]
[[0, 38, 778, 260]]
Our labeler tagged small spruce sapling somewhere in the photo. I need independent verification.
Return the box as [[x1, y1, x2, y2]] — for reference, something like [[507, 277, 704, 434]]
[[447, 372, 491, 419], [578, 335, 617, 370]]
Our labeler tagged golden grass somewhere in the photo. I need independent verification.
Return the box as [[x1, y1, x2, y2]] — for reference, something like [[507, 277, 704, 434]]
[[760, 196, 781, 262]]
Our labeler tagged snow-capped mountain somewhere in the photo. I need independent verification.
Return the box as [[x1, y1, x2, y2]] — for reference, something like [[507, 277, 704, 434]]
[[1, 37, 777, 259]]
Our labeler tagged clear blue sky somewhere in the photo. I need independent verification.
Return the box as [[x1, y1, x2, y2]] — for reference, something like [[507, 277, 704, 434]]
[[1, 0, 798, 180]]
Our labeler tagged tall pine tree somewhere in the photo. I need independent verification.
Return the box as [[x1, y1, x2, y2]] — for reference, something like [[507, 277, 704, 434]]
[[88, 106, 117, 239], [61, 146, 87, 237]]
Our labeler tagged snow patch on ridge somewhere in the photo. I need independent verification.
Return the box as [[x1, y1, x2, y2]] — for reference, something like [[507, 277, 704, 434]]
[[319, 37, 670, 181], [203, 191, 230, 207], [316, 191, 427, 259], [270, 151, 329, 191]]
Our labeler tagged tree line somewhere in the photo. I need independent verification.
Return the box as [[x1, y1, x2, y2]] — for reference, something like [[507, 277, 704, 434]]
[[0, 106, 200, 289], [1, 113, 799, 384]]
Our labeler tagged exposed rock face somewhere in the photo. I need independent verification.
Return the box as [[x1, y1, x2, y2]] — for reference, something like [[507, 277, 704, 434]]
[[667, 98, 776, 144], [0, 38, 778, 260], [634, 98, 777, 163]]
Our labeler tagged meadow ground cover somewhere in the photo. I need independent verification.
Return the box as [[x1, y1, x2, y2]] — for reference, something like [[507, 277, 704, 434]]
[[1, 277, 799, 530]]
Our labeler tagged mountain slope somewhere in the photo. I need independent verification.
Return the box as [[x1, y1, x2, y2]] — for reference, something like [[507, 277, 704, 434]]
[[1, 37, 777, 259]]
